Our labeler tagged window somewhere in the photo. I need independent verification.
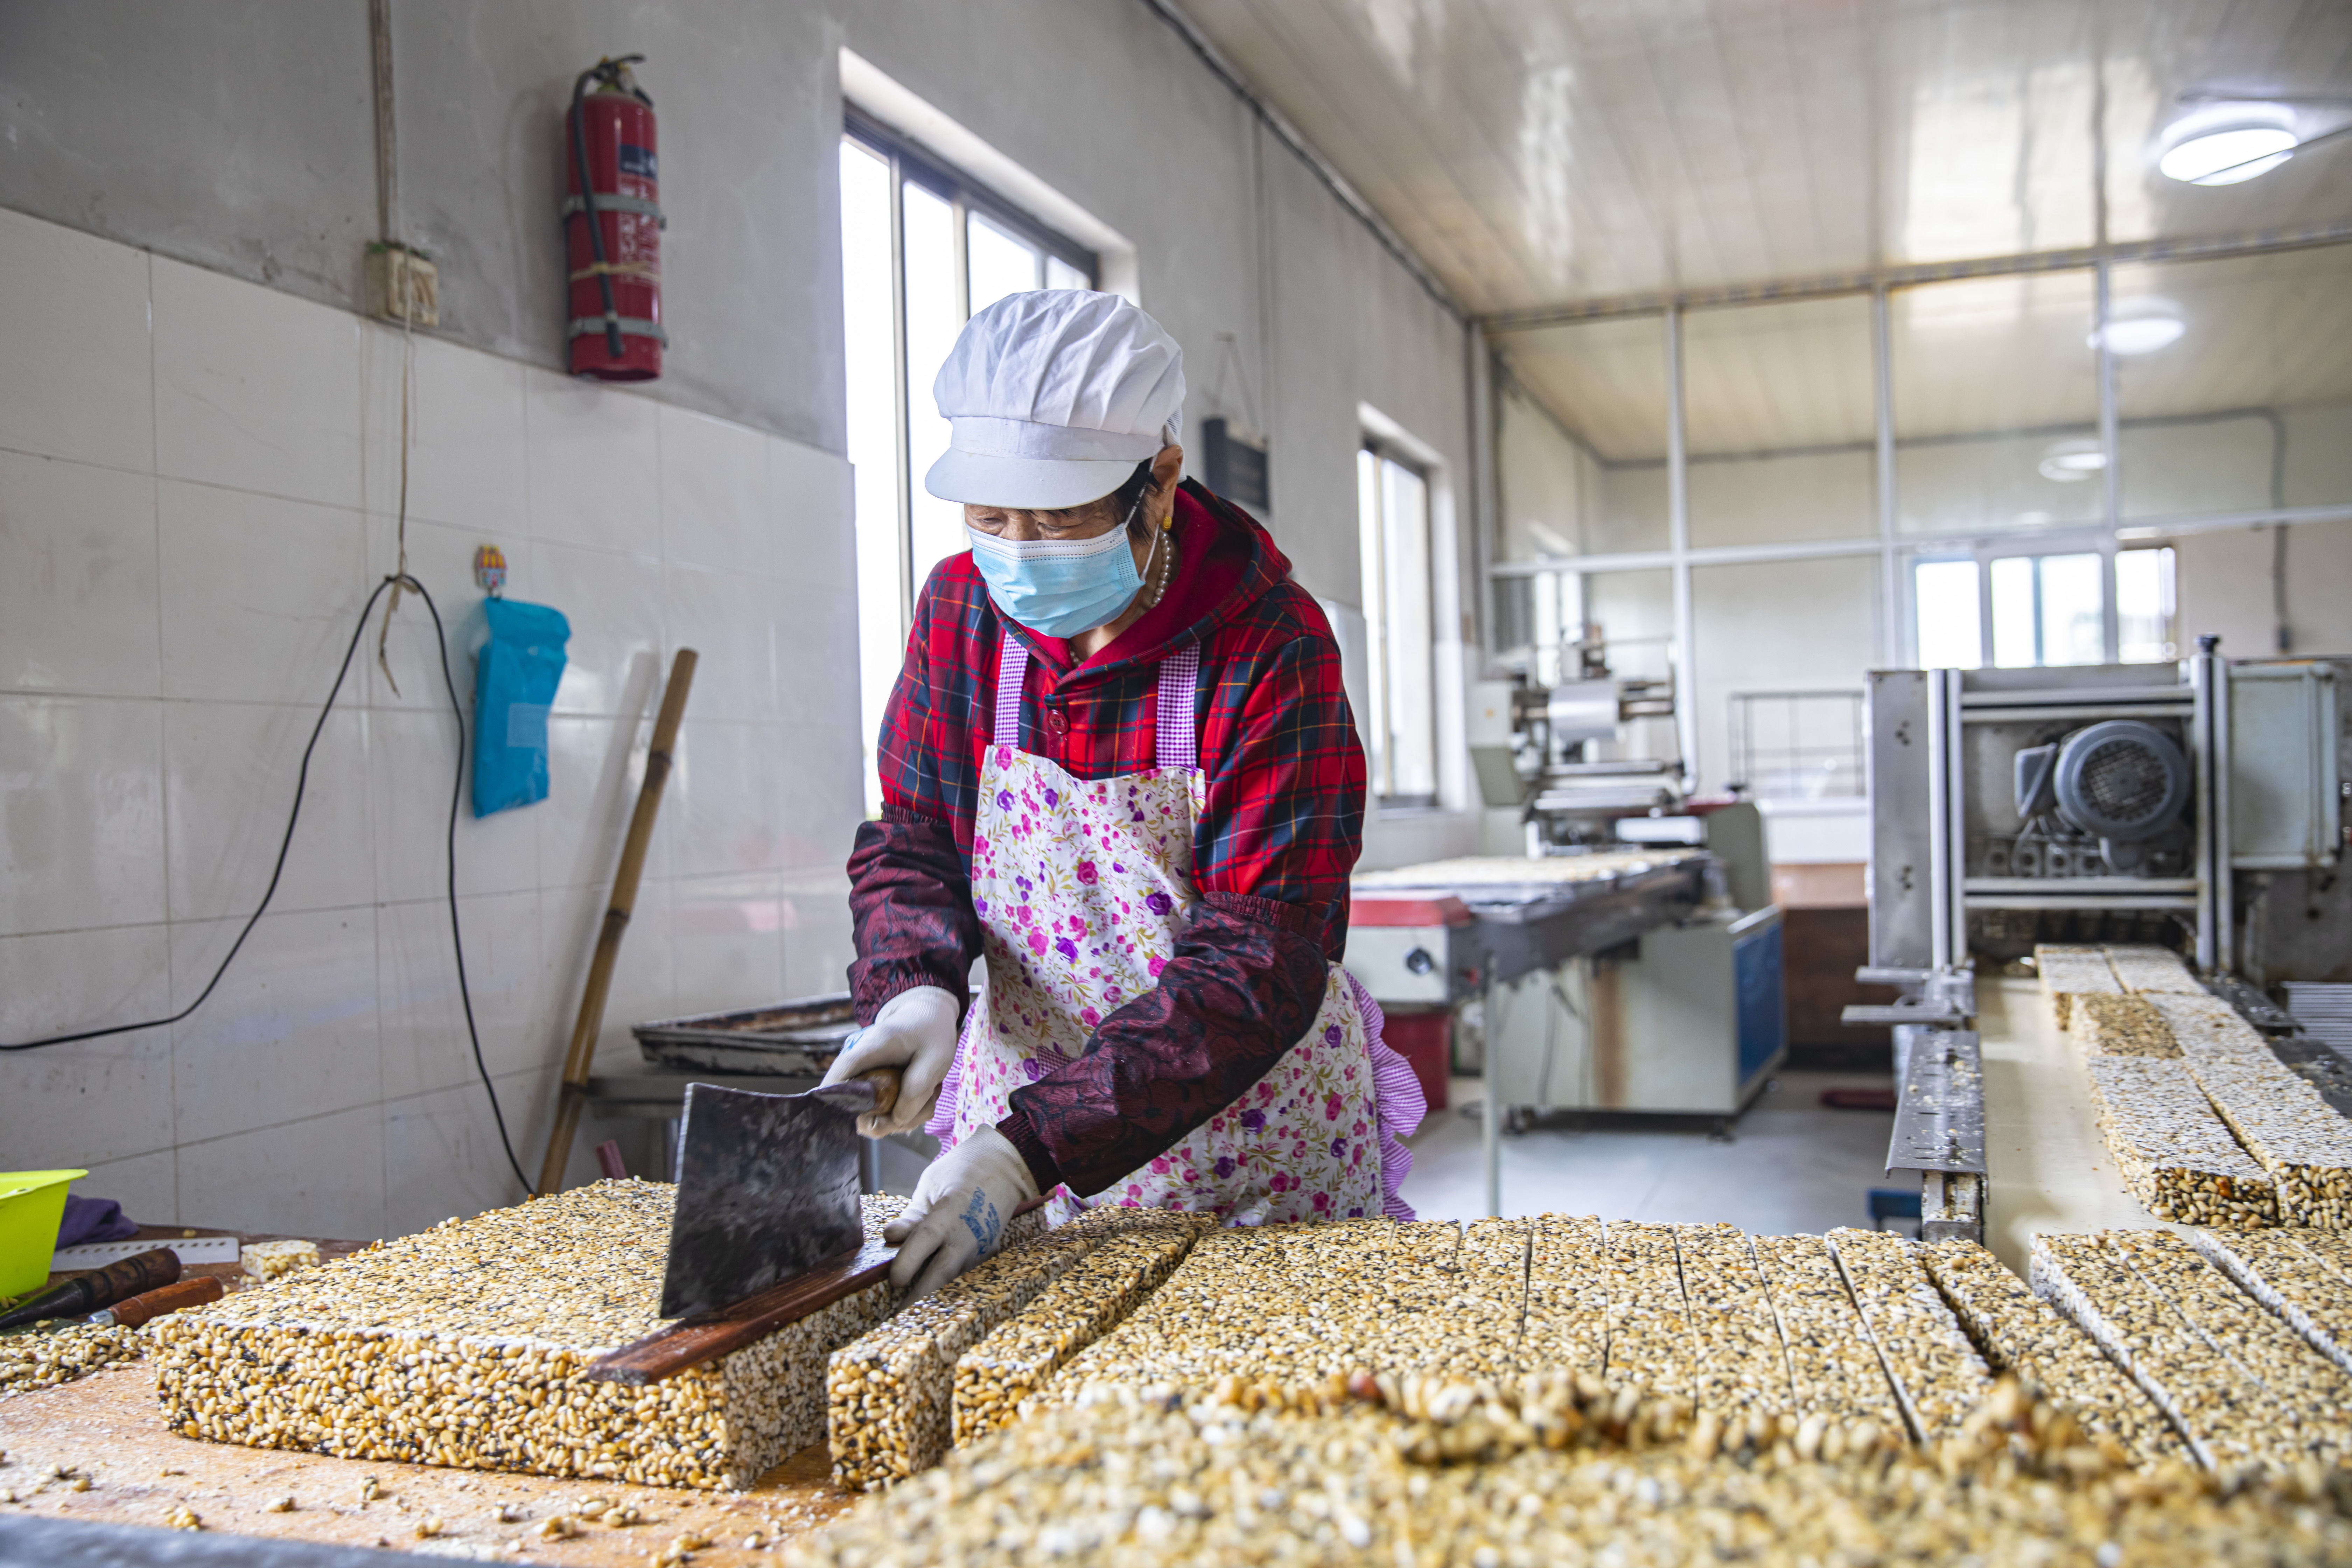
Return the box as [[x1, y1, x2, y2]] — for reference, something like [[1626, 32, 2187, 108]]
[[1910, 546, 2176, 670], [1913, 559, 1984, 669], [1358, 445, 1437, 807], [1990, 553, 2102, 667], [839, 121, 1098, 810], [2116, 547, 2177, 663]]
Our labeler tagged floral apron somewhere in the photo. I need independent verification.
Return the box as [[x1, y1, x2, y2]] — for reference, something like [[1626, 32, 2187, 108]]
[[926, 637, 1425, 1226]]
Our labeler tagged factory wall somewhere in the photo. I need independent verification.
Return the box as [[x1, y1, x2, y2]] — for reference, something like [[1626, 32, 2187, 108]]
[[0, 2, 1477, 1236], [0, 205, 861, 1238]]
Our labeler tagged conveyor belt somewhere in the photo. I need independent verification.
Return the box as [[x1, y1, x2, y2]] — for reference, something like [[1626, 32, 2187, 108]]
[[1974, 977, 2177, 1275]]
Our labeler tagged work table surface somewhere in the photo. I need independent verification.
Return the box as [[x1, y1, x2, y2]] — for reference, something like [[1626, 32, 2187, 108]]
[[5, 1224, 860, 1561], [0, 1364, 851, 1562]]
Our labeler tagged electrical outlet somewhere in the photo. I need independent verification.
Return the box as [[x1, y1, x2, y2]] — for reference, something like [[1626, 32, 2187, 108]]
[[365, 245, 440, 327]]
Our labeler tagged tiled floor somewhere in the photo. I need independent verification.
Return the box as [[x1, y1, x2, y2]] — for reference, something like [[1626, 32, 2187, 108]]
[[875, 1070, 1903, 1238], [1397, 1070, 1903, 1235]]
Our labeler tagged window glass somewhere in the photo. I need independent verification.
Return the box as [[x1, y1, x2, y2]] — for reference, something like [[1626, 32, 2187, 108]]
[[967, 210, 1042, 313], [2112, 245, 2352, 519], [1989, 552, 2104, 667], [2038, 552, 2104, 666], [837, 127, 1098, 811], [2116, 547, 2177, 663], [840, 140, 901, 815], [901, 183, 964, 596], [1693, 555, 1875, 796], [1358, 448, 1437, 805], [1489, 315, 1671, 556], [1584, 569, 1677, 765], [1913, 560, 1983, 669], [1989, 556, 2036, 667], [1684, 295, 1877, 547], [1891, 271, 2102, 536]]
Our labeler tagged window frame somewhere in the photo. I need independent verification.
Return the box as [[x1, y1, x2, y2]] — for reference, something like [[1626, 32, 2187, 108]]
[[1905, 543, 2178, 669], [1358, 438, 1441, 810], [842, 112, 1101, 640]]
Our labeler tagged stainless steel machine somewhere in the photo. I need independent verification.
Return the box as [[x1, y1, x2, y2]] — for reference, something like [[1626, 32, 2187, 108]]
[[1854, 642, 2348, 1241], [1342, 659, 1788, 1215], [1468, 658, 1679, 853]]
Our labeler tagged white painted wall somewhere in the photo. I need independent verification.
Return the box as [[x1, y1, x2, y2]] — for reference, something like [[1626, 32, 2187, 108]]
[[0, 3, 1478, 1238]]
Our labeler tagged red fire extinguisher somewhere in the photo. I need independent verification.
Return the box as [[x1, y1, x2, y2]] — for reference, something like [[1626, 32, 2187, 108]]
[[564, 56, 664, 380]]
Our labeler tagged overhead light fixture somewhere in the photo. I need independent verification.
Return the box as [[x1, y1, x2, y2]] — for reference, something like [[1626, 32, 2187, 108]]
[[2158, 93, 2352, 187], [2160, 124, 2298, 185], [2088, 296, 2186, 357], [2039, 438, 2106, 483]]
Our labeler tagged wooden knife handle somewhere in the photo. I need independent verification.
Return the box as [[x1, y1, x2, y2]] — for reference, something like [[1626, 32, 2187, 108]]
[[852, 1066, 900, 1118], [109, 1275, 224, 1328]]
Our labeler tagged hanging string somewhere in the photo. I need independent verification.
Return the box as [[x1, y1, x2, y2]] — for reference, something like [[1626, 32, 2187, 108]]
[[1207, 331, 1262, 435], [376, 287, 416, 694]]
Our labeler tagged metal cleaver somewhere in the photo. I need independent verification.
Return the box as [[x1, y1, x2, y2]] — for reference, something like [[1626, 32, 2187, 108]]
[[656, 1068, 899, 1321]]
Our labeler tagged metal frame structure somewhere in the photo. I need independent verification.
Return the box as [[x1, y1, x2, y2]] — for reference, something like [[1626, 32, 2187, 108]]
[[1481, 233, 2352, 735]]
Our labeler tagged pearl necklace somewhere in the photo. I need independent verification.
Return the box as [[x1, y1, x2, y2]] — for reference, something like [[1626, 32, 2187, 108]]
[[1146, 527, 1178, 609]]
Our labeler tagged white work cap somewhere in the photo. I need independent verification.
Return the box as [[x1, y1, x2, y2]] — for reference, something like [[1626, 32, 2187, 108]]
[[924, 290, 1185, 510]]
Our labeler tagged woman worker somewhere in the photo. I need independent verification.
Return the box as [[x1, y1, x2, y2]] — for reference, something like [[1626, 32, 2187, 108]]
[[822, 289, 1423, 1298]]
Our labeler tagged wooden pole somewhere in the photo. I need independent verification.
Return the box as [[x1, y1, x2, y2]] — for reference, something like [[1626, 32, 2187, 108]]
[[538, 648, 698, 1195]]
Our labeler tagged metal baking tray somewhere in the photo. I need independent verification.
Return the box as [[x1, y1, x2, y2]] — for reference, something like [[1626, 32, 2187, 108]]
[[632, 992, 859, 1076]]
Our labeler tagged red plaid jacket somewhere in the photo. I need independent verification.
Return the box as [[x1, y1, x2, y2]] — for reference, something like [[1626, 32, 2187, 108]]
[[847, 482, 1367, 1197]]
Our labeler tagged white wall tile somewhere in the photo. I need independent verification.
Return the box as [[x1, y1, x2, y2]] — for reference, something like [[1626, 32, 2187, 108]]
[[777, 722, 867, 871], [379, 890, 546, 1101], [668, 720, 785, 877], [770, 435, 857, 593], [525, 371, 660, 555], [541, 873, 673, 1055], [0, 453, 160, 698], [662, 404, 774, 575], [538, 540, 666, 718], [153, 257, 362, 509], [76, 1149, 180, 1228], [663, 565, 778, 723], [177, 1102, 385, 1240], [780, 866, 857, 1000], [488, 1062, 650, 1195], [362, 327, 530, 531], [539, 713, 672, 891], [382, 1079, 538, 1237], [0, 696, 165, 935], [169, 907, 381, 1146], [369, 707, 539, 903], [5, 224, 889, 1234], [0, 923, 173, 1168], [672, 870, 785, 1015], [0, 208, 153, 474], [164, 704, 373, 921], [775, 575, 862, 727], [157, 481, 370, 705]]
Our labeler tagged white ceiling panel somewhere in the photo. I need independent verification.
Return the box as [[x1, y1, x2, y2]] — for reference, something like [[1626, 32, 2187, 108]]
[[1180, 0, 2352, 314]]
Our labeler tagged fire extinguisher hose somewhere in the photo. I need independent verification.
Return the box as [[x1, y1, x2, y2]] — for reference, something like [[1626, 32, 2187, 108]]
[[569, 56, 648, 363]]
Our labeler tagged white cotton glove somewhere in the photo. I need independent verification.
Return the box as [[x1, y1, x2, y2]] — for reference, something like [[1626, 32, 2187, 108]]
[[883, 1126, 1041, 1300], [821, 986, 960, 1138]]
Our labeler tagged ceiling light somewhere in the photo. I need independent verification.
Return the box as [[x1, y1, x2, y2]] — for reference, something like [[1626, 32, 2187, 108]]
[[2039, 439, 2106, 483], [2159, 125, 2297, 185], [2088, 308, 2186, 357]]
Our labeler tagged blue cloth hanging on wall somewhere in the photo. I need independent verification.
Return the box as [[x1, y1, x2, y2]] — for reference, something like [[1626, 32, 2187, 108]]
[[473, 598, 569, 817]]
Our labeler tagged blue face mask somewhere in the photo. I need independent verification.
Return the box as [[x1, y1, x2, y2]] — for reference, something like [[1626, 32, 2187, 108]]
[[965, 520, 1158, 638]]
